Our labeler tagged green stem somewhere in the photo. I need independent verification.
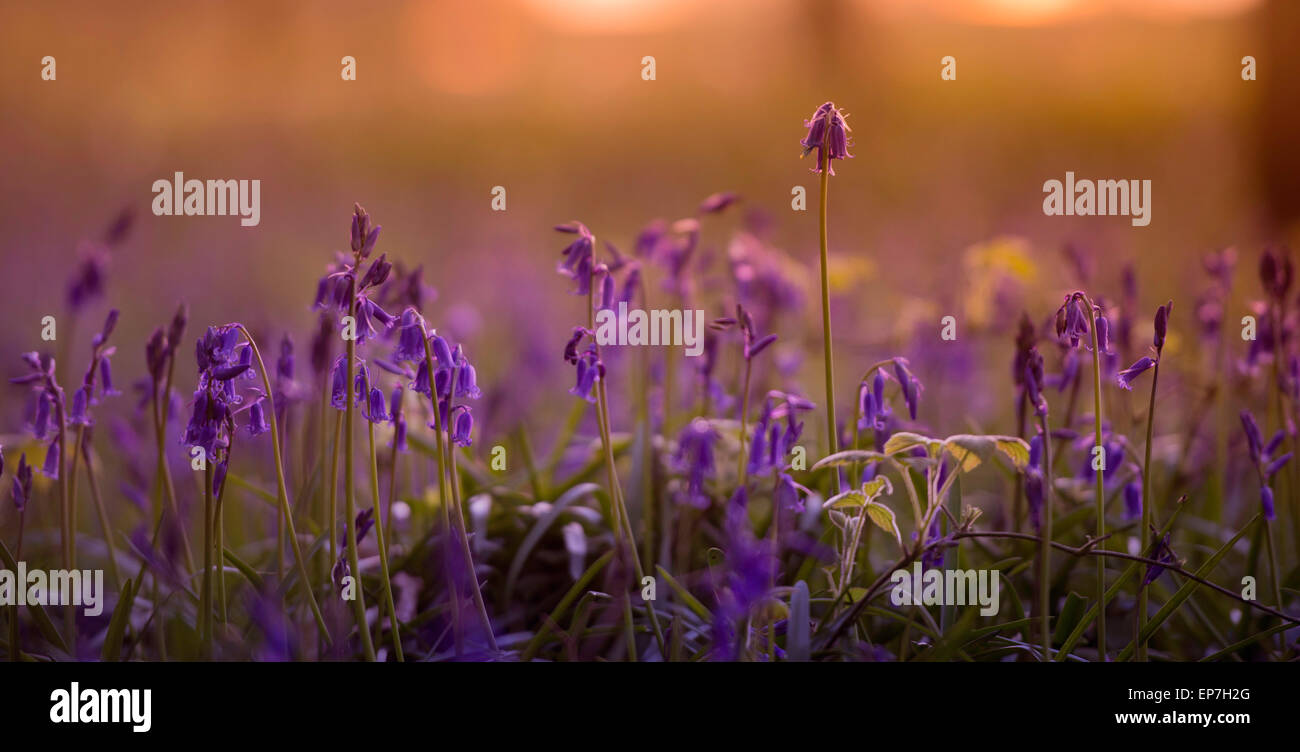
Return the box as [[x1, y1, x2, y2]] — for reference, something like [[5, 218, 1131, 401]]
[[341, 314, 375, 660], [202, 459, 213, 657], [367, 420, 404, 660], [1137, 360, 1160, 661], [1080, 293, 1107, 659], [236, 324, 332, 646], [421, 334, 462, 653], [817, 152, 839, 483], [1038, 412, 1054, 661]]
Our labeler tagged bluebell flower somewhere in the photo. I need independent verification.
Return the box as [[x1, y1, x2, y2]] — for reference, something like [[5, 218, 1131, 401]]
[[450, 405, 474, 447], [1116, 356, 1156, 390], [800, 102, 853, 175], [247, 399, 270, 436]]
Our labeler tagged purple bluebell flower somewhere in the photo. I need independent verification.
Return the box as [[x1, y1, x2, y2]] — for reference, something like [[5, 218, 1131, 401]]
[[556, 222, 595, 294], [364, 387, 389, 423], [1240, 410, 1288, 520], [41, 438, 59, 478], [1116, 356, 1156, 390], [568, 347, 601, 403], [450, 405, 474, 447], [68, 386, 91, 426], [1024, 347, 1048, 417], [247, 399, 270, 436], [1025, 433, 1045, 530], [351, 204, 381, 259], [1055, 293, 1091, 348], [800, 102, 853, 175], [393, 308, 427, 362], [892, 358, 922, 420]]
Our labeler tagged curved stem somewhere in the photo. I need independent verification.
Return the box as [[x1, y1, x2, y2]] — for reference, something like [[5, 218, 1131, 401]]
[[235, 324, 331, 646]]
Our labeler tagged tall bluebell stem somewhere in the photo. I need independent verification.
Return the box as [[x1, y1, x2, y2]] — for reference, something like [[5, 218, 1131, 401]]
[[801, 102, 852, 480]]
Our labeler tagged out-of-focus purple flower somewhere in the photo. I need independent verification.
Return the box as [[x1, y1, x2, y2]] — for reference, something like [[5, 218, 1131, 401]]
[[1259, 246, 1293, 302], [675, 418, 719, 508], [11, 453, 32, 512], [1240, 410, 1288, 521], [247, 399, 270, 436], [775, 471, 803, 513], [1123, 481, 1142, 521], [699, 192, 739, 214], [1116, 356, 1156, 390], [800, 101, 853, 174], [66, 243, 109, 311], [390, 384, 407, 452]]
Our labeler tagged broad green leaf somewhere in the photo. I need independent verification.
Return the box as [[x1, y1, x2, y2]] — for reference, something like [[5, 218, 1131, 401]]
[[883, 431, 939, 456], [811, 449, 891, 471], [942, 434, 1031, 473], [864, 501, 902, 547], [994, 437, 1031, 469], [825, 476, 892, 511], [825, 490, 867, 510]]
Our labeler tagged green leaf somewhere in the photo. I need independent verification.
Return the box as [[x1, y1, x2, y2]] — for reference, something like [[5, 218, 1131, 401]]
[[811, 449, 892, 471], [824, 475, 892, 511], [824, 490, 866, 510], [1052, 591, 1088, 646], [864, 501, 902, 548], [101, 578, 137, 662], [943, 434, 995, 471], [883, 432, 939, 456], [994, 437, 1032, 470], [941, 434, 1030, 473]]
